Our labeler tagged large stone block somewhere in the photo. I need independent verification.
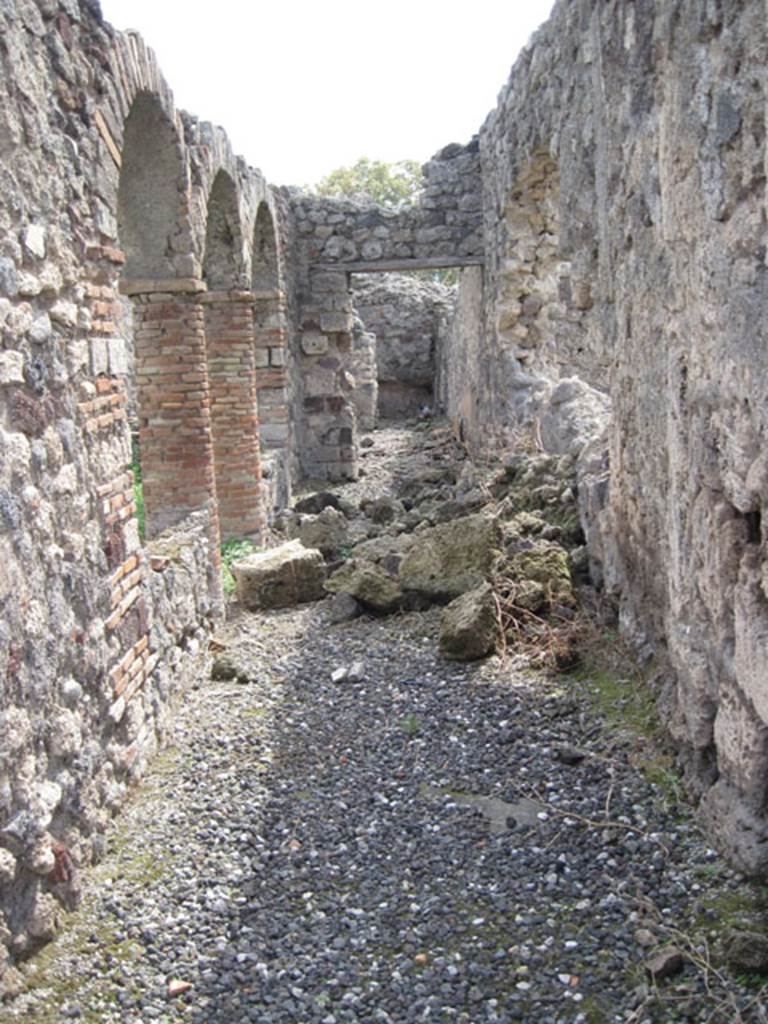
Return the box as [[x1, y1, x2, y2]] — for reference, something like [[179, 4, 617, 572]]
[[399, 514, 501, 603], [325, 558, 403, 613], [233, 540, 326, 610], [439, 582, 499, 661]]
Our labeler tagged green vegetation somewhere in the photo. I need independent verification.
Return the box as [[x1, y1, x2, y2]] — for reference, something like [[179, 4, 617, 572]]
[[221, 536, 259, 594], [315, 156, 422, 207], [398, 713, 422, 738], [313, 157, 457, 284], [570, 631, 661, 739]]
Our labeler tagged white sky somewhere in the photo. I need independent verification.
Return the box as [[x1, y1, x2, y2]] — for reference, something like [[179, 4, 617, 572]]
[[98, 0, 554, 188]]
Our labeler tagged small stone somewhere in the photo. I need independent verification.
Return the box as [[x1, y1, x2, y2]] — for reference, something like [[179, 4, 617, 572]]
[[0, 351, 24, 384], [50, 300, 78, 327], [331, 667, 348, 684], [167, 979, 193, 998], [347, 660, 365, 683], [361, 437, 375, 448], [26, 835, 56, 875], [634, 928, 656, 948], [555, 745, 586, 766], [646, 946, 685, 980], [60, 678, 83, 707], [0, 847, 17, 885], [414, 953, 429, 966], [328, 591, 360, 623], [23, 224, 46, 260]]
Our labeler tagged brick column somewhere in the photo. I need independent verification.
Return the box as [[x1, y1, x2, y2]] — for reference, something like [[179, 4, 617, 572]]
[[253, 288, 291, 452], [203, 291, 264, 542], [127, 283, 220, 554]]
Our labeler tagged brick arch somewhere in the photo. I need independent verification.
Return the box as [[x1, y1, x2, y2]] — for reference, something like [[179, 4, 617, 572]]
[[117, 91, 186, 280], [203, 170, 245, 290], [251, 201, 279, 292]]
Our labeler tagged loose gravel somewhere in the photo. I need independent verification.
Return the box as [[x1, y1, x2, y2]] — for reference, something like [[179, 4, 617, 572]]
[[6, 424, 767, 1024]]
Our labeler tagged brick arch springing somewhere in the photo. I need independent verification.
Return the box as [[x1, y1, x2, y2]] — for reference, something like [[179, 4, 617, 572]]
[[202, 173, 264, 540]]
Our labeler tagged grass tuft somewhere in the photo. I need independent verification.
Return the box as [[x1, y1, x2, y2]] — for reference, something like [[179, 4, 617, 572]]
[[221, 537, 260, 593]]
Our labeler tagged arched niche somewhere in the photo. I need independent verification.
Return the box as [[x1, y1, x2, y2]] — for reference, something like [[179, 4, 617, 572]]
[[117, 92, 184, 279], [251, 202, 279, 292], [203, 171, 243, 290]]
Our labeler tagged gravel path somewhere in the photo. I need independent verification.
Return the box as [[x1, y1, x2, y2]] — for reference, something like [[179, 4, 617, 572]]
[[6, 425, 767, 1024]]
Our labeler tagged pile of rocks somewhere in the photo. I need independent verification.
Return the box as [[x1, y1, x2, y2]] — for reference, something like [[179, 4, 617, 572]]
[[232, 424, 585, 665]]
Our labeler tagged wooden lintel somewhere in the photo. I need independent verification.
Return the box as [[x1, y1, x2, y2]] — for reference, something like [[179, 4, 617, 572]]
[[311, 256, 484, 275], [119, 277, 207, 297]]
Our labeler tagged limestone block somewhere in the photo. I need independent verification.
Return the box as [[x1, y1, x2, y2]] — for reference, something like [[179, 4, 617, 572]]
[[295, 507, 349, 557], [28, 313, 51, 343], [233, 540, 326, 610], [49, 300, 77, 327], [325, 558, 403, 613], [301, 331, 329, 356], [107, 336, 128, 375], [23, 224, 46, 260], [504, 540, 574, 608], [399, 514, 501, 603], [439, 582, 499, 661], [0, 351, 24, 385], [320, 311, 353, 333], [17, 273, 41, 298], [89, 338, 109, 376]]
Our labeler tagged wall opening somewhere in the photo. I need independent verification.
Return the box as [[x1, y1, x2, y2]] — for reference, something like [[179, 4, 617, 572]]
[[350, 271, 457, 424]]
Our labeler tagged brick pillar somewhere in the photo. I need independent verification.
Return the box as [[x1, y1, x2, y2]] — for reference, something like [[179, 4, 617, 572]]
[[130, 287, 220, 557], [203, 291, 264, 542], [253, 288, 291, 452]]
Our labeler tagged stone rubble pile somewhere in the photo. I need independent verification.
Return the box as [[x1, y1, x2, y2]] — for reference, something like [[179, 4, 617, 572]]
[[242, 422, 586, 667]]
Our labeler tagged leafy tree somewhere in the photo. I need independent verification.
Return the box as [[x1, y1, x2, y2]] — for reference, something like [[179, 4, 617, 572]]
[[313, 157, 458, 285], [315, 157, 422, 208]]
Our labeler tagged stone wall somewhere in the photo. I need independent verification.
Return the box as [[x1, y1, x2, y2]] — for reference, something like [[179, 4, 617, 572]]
[[445, 0, 768, 873], [0, 0, 298, 974], [3, 0, 768, 986], [436, 266, 485, 443], [286, 140, 483, 479], [351, 274, 455, 420]]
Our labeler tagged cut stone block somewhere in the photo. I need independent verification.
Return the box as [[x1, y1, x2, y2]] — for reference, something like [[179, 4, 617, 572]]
[[233, 540, 326, 610]]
